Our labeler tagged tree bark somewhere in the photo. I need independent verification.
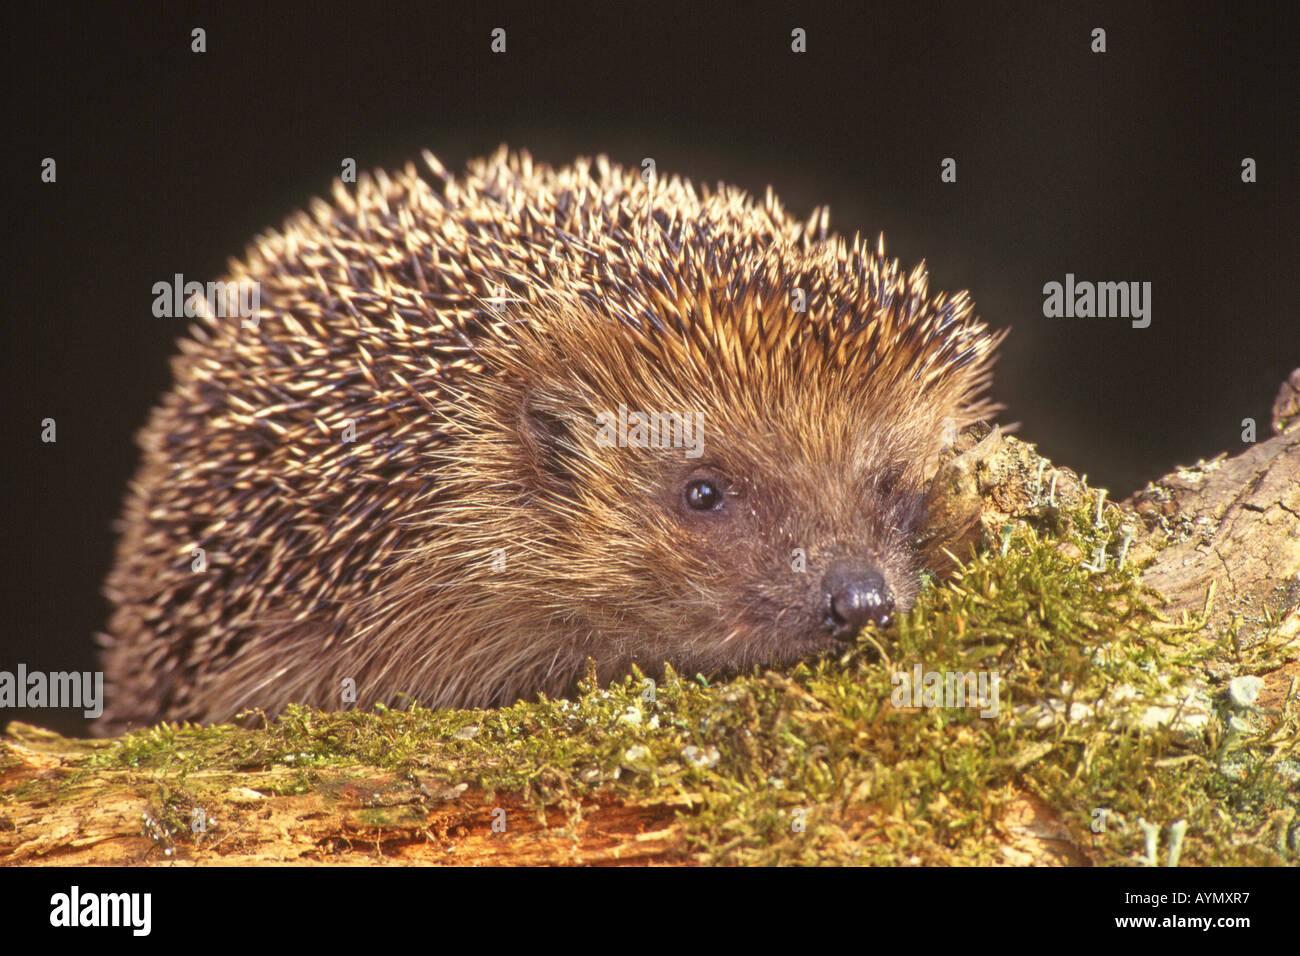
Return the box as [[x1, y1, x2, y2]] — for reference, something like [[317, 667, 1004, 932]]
[[1131, 374, 1300, 649]]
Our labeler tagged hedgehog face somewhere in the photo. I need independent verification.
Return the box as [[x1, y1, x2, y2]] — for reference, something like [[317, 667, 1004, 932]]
[[466, 303, 974, 687], [605, 416, 933, 677], [667, 455, 923, 651], [423, 243, 998, 703]]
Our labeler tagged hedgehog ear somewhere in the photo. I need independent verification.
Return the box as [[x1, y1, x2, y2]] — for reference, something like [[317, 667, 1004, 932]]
[[520, 392, 581, 491]]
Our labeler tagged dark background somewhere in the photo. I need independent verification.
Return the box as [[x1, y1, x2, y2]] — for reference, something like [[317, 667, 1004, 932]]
[[8, 1, 1299, 734]]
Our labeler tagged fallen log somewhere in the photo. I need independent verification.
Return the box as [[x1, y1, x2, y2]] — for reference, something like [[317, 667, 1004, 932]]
[[4, 373, 1298, 867]]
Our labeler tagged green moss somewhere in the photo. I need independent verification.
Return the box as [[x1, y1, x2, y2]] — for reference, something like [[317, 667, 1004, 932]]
[[77, 494, 1298, 865]]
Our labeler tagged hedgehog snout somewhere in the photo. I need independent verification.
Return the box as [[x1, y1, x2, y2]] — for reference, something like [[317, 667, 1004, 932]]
[[819, 559, 895, 639]]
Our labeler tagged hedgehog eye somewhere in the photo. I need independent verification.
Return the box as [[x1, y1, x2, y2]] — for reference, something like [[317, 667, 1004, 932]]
[[684, 478, 725, 512]]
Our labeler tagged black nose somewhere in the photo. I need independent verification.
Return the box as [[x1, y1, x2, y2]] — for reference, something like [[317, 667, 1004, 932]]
[[821, 560, 895, 639]]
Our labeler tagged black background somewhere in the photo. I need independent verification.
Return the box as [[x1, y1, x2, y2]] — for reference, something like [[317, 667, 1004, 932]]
[[1, 864, 1284, 939], [8, 1, 1299, 735]]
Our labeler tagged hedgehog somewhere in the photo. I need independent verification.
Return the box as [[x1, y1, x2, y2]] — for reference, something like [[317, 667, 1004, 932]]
[[97, 147, 1004, 734]]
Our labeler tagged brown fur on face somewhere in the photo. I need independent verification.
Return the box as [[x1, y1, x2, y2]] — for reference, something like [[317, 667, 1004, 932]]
[[98, 149, 1002, 733]]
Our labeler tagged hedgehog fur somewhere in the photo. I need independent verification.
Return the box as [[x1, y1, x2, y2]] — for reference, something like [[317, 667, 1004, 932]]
[[99, 147, 1004, 733]]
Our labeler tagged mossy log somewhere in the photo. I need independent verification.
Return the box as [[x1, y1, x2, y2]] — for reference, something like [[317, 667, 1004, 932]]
[[3, 373, 1297, 867]]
